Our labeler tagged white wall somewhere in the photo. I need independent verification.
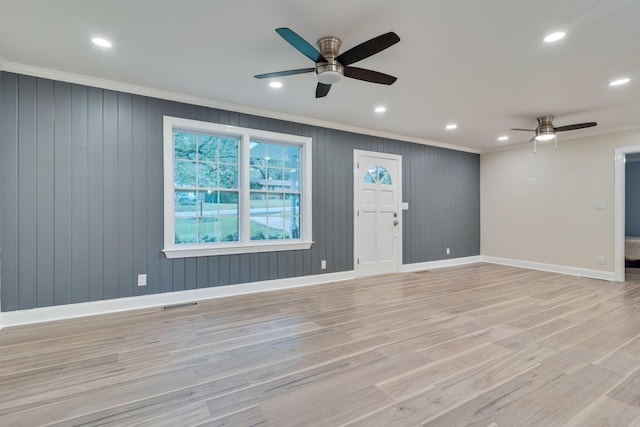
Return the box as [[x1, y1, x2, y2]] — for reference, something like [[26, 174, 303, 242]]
[[481, 128, 640, 274]]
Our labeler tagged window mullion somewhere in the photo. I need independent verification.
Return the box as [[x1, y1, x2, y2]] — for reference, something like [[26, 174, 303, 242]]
[[240, 134, 251, 244]]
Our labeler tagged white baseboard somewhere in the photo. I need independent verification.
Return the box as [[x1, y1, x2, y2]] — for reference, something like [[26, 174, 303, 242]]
[[0, 271, 355, 329], [400, 256, 483, 273], [481, 256, 616, 281], [0, 255, 618, 329]]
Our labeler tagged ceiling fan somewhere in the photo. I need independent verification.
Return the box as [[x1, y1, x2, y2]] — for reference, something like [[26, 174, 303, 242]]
[[511, 115, 597, 152], [254, 28, 400, 98]]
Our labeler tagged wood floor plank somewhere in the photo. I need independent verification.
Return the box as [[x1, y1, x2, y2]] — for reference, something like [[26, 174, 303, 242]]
[[198, 405, 268, 427], [377, 343, 511, 400], [563, 396, 640, 427], [606, 366, 640, 407], [420, 366, 567, 426]]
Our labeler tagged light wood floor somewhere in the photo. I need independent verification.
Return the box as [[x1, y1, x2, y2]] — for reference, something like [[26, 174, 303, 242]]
[[2, 263, 640, 426]]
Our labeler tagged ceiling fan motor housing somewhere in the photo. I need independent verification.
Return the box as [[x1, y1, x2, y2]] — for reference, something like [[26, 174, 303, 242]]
[[316, 36, 343, 84], [536, 115, 556, 140]]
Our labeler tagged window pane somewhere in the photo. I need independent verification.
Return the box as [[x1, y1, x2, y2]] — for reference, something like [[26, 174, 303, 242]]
[[198, 218, 218, 243], [174, 132, 197, 160], [377, 166, 390, 183], [198, 135, 217, 162], [218, 216, 239, 241], [266, 144, 284, 168], [250, 217, 268, 240], [219, 191, 239, 216], [219, 165, 238, 189], [286, 168, 300, 191], [364, 170, 376, 184], [266, 170, 287, 190], [250, 192, 268, 213], [249, 141, 267, 163], [380, 173, 392, 185], [284, 145, 300, 169], [287, 216, 301, 239], [249, 141, 268, 191], [175, 190, 197, 213], [249, 165, 265, 189], [268, 215, 286, 238], [199, 163, 218, 188], [219, 137, 239, 164], [175, 217, 197, 244], [268, 195, 284, 214], [199, 190, 218, 216], [286, 194, 300, 216], [175, 161, 196, 187], [267, 167, 284, 180]]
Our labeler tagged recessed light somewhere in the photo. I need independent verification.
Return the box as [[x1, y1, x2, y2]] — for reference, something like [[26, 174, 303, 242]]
[[91, 37, 112, 48], [543, 31, 565, 43], [498, 136, 509, 142], [609, 78, 630, 87], [445, 124, 457, 130], [269, 81, 283, 89], [374, 106, 387, 113]]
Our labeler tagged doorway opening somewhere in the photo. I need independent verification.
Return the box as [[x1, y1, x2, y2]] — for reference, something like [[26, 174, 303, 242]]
[[614, 146, 640, 282]]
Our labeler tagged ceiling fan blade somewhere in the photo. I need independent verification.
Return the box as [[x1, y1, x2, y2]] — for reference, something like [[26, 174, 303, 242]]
[[254, 68, 315, 79], [344, 67, 397, 85], [316, 83, 331, 98], [336, 32, 400, 66], [275, 28, 327, 63], [554, 122, 598, 132], [510, 128, 535, 132]]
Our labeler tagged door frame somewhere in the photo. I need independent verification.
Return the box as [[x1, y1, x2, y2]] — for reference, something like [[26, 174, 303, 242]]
[[614, 145, 640, 281], [353, 149, 403, 277]]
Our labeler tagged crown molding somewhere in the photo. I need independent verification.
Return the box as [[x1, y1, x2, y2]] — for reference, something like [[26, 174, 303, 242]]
[[1, 61, 481, 154]]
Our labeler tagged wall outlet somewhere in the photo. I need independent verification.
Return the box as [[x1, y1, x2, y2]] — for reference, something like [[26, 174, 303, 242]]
[[137, 274, 147, 286], [528, 178, 537, 186], [595, 201, 606, 210], [321, 260, 327, 270], [597, 256, 605, 265], [446, 248, 450, 255]]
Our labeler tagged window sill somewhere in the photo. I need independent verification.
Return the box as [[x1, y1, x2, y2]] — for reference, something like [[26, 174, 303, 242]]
[[163, 240, 313, 259]]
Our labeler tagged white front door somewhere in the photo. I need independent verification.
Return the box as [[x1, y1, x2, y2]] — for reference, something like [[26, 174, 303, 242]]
[[354, 150, 402, 277]]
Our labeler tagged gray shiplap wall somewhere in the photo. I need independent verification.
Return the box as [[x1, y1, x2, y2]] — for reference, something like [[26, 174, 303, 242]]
[[626, 157, 640, 236], [0, 72, 479, 312]]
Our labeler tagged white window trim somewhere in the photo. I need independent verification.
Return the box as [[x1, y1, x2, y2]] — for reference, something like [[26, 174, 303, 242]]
[[162, 116, 313, 258]]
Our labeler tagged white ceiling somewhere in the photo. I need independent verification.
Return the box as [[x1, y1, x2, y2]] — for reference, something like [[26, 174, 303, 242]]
[[1, 0, 639, 152]]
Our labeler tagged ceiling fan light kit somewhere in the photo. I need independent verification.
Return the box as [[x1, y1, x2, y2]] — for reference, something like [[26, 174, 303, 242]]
[[255, 28, 400, 98], [511, 115, 597, 153], [315, 36, 344, 84]]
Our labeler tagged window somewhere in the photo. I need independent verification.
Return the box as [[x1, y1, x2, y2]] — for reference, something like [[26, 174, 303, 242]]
[[364, 166, 392, 185], [163, 116, 312, 258]]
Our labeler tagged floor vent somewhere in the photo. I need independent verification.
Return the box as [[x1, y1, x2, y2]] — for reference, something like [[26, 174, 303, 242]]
[[162, 301, 199, 311], [414, 270, 432, 274]]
